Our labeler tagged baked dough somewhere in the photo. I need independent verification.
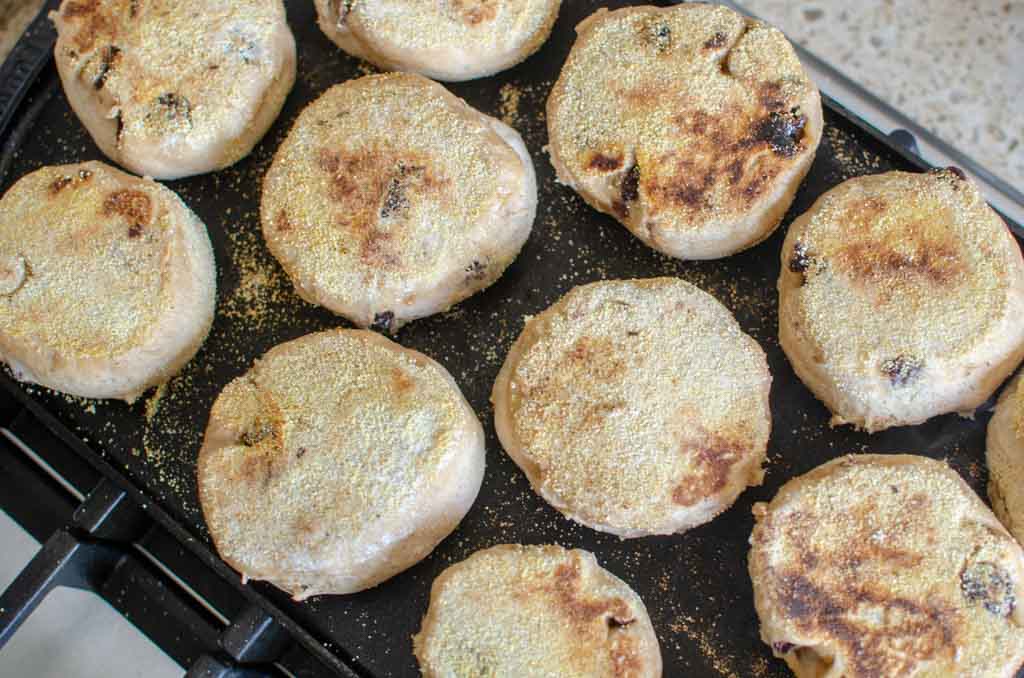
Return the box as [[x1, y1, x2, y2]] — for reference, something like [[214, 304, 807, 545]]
[[261, 73, 536, 332], [197, 329, 485, 599], [779, 169, 1024, 432], [492, 277, 771, 537], [547, 4, 822, 260], [314, 0, 561, 81], [750, 454, 1024, 678], [52, 0, 296, 179], [0, 161, 215, 402], [414, 544, 662, 677]]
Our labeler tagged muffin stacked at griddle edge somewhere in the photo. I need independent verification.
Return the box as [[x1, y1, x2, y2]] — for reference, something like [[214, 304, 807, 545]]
[[5, 2, 1023, 677]]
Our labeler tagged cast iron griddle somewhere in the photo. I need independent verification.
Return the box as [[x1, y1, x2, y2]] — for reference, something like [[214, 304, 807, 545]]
[[1, 1, 1018, 676]]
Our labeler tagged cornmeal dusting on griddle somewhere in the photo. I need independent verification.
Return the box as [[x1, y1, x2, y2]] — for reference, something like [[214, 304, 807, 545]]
[[547, 4, 818, 232], [502, 278, 770, 535], [197, 330, 475, 598], [499, 83, 523, 126], [414, 544, 660, 676], [786, 170, 1014, 382], [750, 455, 1024, 677]]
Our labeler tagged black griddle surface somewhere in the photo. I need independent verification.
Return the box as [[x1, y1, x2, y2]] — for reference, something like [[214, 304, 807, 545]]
[[0, 2, 1011, 676]]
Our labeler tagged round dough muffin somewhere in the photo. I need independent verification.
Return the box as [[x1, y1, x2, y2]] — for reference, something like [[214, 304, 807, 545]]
[[778, 169, 1024, 433], [749, 454, 1024, 678], [52, 0, 296, 180], [492, 278, 771, 538], [197, 329, 485, 599], [0, 161, 215, 402], [261, 73, 536, 333], [987, 372, 1024, 545], [546, 4, 822, 260], [314, 0, 561, 82], [413, 544, 662, 677]]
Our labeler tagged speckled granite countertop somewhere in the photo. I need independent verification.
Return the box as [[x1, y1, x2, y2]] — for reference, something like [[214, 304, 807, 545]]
[[1, 0, 1021, 189]]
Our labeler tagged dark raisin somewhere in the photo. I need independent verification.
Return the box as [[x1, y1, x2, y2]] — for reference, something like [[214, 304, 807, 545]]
[[379, 176, 409, 219], [371, 311, 395, 333], [651, 23, 671, 51], [880, 355, 922, 387], [78, 169, 92, 180], [945, 166, 967, 180], [93, 45, 121, 90], [606, 615, 635, 629], [704, 31, 727, 49], [465, 260, 487, 281], [752, 110, 807, 157], [961, 562, 1015, 617], [789, 242, 812, 273], [772, 642, 796, 654], [240, 422, 272, 447], [50, 176, 73, 195], [156, 93, 192, 125], [296, 447, 307, 459], [127, 224, 143, 238], [621, 164, 641, 206], [336, 0, 355, 21]]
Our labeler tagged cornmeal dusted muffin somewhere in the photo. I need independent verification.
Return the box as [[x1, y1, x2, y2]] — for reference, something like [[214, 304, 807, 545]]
[[315, 0, 561, 81], [779, 169, 1024, 432], [0, 161, 215, 401], [414, 544, 662, 677], [987, 372, 1024, 545], [750, 454, 1024, 678], [261, 73, 536, 332], [52, 0, 296, 179], [197, 329, 484, 599], [547, 4, 822, 260], [492, 278, 771, 538]]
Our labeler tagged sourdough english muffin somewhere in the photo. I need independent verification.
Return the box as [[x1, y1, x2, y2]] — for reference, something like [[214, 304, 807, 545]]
[[546, 4, 822, 260], [0, 161, 215, 402], [261, 73, 536, 332], [197, 329, 485, 599], [314, 0, 561, 82], [414, 544, 662, 677], [749, 454, 1024, 678], [779, 169, 1024, 432], [492, 278, 771, 538], [987, 372, 1024, 545], [52, 0, 296, 180]]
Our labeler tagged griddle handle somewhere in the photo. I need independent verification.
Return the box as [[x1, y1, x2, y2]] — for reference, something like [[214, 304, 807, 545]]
[[0, 0, 59, 142]]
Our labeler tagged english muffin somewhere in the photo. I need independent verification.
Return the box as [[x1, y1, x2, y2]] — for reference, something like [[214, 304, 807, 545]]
[[749, 454, 1024, 678], [546, 4, 822, 260], [0, 161, 215, 402], [52, 0, 296, 180], [261, 73, 536, 332], [492, 278, 771, 538], [314, 0, 561, 82], [988, 372, 1024, 545], [778, 169, 1024, 432], [197, 329, 485, 599], [414, 544, 662, 677]]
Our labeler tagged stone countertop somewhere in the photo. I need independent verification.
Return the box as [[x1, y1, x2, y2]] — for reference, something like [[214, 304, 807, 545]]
[[0, 0, 1020, 187]]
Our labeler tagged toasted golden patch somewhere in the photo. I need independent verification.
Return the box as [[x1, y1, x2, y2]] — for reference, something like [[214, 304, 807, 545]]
[[778, 169, 1024, 431], [547, 4, 822, 259], [197, 329, 485, 599], [414, 544, 662, 677], [492, 278, 771, 537], [749, 454, 1024, 678], [261, 73, 534, 331]]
